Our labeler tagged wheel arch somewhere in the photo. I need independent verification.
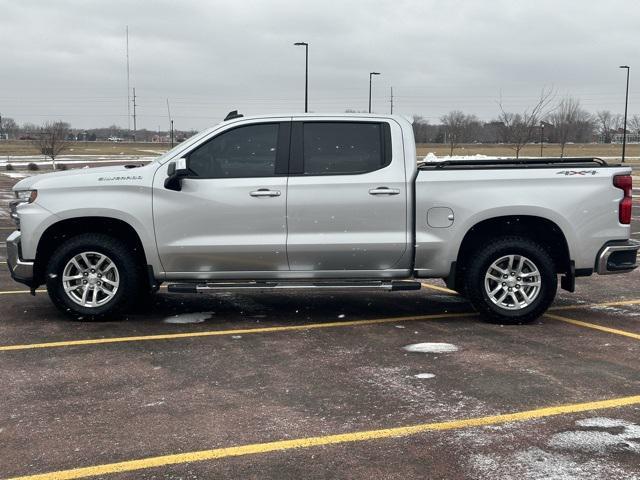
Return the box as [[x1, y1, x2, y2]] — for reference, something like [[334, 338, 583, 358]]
[[34, 217, 148, 286], [454, 215, 571, 290]]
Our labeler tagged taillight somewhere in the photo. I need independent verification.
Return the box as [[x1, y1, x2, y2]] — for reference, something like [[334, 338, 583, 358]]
[[613, 174, 632, 224]]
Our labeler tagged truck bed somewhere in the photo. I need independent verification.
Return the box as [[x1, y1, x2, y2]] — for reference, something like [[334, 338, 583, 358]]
[[413, 157, 631, 278]]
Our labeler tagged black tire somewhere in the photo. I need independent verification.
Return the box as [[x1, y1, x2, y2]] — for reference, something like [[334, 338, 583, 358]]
[[464, 236, 557, 324], [45, 233, 142, 321]]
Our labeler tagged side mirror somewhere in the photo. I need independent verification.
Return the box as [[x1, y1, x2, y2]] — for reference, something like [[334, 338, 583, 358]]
[[164, 158, 189, 191]]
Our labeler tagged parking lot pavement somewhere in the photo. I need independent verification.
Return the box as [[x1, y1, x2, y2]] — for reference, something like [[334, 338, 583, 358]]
[[1, 176, 639, 479]]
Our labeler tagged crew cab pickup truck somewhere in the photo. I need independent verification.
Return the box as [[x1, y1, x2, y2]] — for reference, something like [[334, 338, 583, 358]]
[[7, 112, 639, 324]]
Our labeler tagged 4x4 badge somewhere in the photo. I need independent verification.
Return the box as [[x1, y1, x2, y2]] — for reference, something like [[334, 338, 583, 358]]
[[556, 170, 597, 176]]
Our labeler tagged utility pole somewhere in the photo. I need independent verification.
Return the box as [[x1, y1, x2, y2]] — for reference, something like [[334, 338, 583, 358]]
[[619, 65, 630, 163], [132, 87, 137, 141], [294, 42, 309, 112], [540, 122, 544, 157], [390, 86, 394, 114], [126, 26, 131, 132], [0, 113, 3, 140], [166, 98, 173, 147], [368, 72, 380, 113]]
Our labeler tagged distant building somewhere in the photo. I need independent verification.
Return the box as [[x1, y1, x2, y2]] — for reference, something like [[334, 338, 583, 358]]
[[612, 132, 640, 144]]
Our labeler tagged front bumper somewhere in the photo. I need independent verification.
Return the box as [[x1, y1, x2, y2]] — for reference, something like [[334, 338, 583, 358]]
[[6, 231, 35, 286], [596, 239, 640, 275]]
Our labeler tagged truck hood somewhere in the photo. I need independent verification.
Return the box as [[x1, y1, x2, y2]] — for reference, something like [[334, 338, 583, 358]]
[[12, 164, 148, 191]]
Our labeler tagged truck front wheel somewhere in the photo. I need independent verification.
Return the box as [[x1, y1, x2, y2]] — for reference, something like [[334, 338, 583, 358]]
[[464, 236, 557, 324], [45, 233, 142, 321]]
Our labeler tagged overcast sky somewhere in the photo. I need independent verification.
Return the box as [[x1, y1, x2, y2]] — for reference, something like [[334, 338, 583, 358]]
[[1, 0, 639, 130]]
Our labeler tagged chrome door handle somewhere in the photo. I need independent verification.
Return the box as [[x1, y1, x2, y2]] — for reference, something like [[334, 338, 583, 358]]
[[250, 189, 281, 197], [369, 187, 400, 195]]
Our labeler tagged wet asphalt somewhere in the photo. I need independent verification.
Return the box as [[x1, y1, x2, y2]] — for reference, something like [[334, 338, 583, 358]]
[[0, 172, 639, 479]]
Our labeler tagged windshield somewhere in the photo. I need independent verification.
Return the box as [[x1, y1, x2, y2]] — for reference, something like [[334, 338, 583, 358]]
[[151, 123, 223, 164]]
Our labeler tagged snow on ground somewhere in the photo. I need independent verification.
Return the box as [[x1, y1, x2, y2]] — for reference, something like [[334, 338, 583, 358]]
[[468, 417, 640, 479], [1, 172, 30, 179], [549, 417, 640, 454], [413, 373, 435, 379], [162, 312, 214, 324], [422, 153, 496, 162], [403, 342, 459, 353], [0, 155, 156, 166], [470, 447, 636, 480]]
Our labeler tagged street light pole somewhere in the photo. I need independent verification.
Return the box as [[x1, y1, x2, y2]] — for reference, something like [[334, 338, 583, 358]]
[[540, 122, 544, 157], [369, 72, 380, 113], [294, 42, 309, 112], [619, 65, 630, 163]]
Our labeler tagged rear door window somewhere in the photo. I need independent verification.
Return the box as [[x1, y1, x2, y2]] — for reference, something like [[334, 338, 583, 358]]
[[302, 122, 391, 175]]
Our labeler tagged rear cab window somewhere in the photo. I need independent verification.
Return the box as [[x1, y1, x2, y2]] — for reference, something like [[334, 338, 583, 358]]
[[291, 121, 392, 175]]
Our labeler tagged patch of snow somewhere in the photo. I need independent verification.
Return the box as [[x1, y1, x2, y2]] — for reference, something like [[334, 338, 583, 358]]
[[549, 430, 640, 454], [549, 417, 640, 454], [422, 153, 494, 163], [587, 305, 640, 317], [0, 155, 156, 165], [470, 447, 638, 480], [162, 312, 212, 324], [413, 373, 435, 379], [1, 172, 30, 179], [576, 417, 632, 429], [338, 314, 346, 318], [403, 342, 458, 353]]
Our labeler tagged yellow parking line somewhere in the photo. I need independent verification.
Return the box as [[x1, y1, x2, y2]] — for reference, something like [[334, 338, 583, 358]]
[[0, 289, 45, 295], [0, 290, 46, 295], [420, 282, 457, 294], [0, 312, 472, 352], [8, 394, 640, 480], [545, 313, 640, 341]]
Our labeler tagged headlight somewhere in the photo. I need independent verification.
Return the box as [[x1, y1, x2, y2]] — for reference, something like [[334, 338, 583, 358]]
[[9, 190, 37, 229], [14, 190, 37, 203]]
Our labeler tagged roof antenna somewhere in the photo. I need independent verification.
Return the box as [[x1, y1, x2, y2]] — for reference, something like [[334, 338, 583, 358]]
[[224, 110, 243, 121]]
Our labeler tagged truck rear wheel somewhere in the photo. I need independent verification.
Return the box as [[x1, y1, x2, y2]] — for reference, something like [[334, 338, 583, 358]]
[[45, 233, 142, 321], [464, 236, 557, 324]]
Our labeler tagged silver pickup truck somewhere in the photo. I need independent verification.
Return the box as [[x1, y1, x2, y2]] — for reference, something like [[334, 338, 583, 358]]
[[7, 112, 639, 324]]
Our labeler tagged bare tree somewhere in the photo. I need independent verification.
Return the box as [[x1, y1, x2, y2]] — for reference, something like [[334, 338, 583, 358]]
[[0, 116, 19, 139], [595, 111, 613, 143], [497, 88, 555, 158], [595, 111, 624, 143], [412, 115, 437, 143], [549, 96, 586, 157], [441, 111, 465, 155], [440, 111, 480, 155], [33, 121, 70, 170], [629, 114, 640, 133]]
